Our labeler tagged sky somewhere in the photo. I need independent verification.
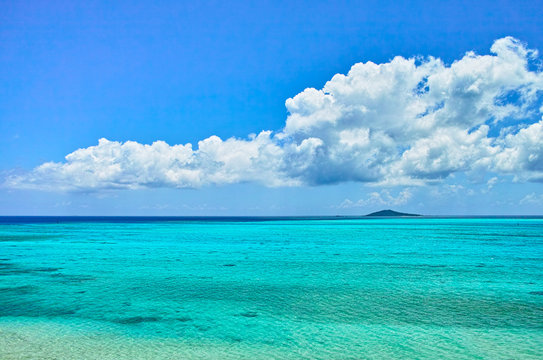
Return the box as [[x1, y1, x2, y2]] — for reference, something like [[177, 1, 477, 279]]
[[1, 0, 543, 216]]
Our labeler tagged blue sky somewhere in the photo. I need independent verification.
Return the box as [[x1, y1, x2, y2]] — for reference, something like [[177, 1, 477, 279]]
[[1, 0, 542, 215]]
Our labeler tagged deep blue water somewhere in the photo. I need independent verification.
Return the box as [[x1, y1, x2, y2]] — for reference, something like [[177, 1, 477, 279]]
[[0, 217, 542, 359]]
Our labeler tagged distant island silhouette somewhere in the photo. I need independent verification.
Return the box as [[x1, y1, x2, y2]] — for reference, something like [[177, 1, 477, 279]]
[[366, 209, 421, 217]]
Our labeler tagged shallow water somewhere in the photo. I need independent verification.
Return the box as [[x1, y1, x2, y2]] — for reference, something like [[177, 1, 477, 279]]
[[0, 217, 542, 359]]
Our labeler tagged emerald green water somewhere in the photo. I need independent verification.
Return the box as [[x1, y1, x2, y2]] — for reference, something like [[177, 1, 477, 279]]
[[0, 217, 542, 359]]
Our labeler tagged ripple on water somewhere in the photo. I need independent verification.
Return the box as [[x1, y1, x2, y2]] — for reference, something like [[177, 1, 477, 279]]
[[113, 316, 162, 325], [0, 285, 37, 295]]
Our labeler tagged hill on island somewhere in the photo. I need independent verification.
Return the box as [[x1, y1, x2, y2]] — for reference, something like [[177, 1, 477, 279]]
[[366, 209, 421, 217]]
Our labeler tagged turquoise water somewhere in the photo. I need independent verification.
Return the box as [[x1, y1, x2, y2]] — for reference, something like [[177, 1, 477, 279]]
[[0, 217, 542, 359]]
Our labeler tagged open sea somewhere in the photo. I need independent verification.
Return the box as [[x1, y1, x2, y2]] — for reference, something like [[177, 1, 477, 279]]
[[0, 216, 542, 359]]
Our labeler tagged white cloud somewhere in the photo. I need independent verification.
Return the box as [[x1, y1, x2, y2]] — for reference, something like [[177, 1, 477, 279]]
[[430, 183, 466, 198], [487, 176, 499, 188], [5, 133, 297, 191], [519, 192, 543, 205], [481, 176, 499, 193], [4, 37, 543, 191], [338, 189, 413, 209], [493, 120, 543, 182]]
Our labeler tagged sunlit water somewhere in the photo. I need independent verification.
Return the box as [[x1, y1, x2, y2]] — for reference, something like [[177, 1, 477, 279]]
[[0, 217, 542, 359]]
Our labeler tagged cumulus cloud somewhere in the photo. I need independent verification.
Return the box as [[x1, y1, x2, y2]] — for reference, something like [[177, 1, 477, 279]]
[[5, 133, 297, 191], [493, 120, 543, 182], [4, 37, 543, 191]]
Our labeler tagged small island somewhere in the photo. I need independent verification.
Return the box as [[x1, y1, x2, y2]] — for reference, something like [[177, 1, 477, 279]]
[[366, 209, 421, 217]]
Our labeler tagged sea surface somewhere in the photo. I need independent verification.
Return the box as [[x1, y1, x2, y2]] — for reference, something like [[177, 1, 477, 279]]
[[0, 216, 542, 359]]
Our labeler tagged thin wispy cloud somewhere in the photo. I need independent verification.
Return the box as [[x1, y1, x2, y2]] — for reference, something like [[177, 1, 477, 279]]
[[520, 192, 543, 205], [4, 37, 543, 192], [337, 189, 413, 209]]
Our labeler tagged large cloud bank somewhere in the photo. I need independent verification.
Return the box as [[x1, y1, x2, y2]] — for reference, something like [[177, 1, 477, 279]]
[[5, 37, 543, 191]]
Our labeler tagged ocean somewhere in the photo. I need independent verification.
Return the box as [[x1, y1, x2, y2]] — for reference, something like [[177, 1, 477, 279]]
[[0, 217, 542, 359]]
